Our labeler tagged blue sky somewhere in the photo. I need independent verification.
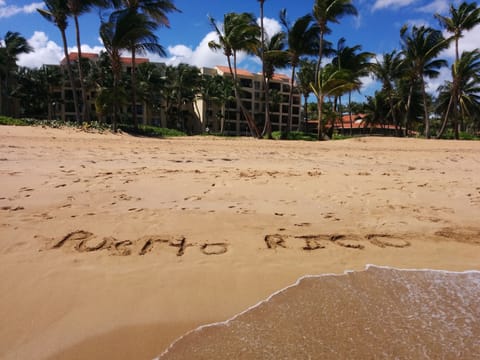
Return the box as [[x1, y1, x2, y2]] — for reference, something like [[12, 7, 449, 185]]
[[1, 0, 479, 100]]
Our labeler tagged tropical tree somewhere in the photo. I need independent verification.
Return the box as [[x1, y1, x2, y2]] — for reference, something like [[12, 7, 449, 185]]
[[261, 30, 288, 137], [371, 50, 405, 135], [66, 0, 112, 122], [208, 12, 262, 137], [435, 1, 480, 138], [311, 63, 357, 139], [280, 10, 319, 134], [100, 10, 161, 130], [312, 0, 357, 139], [437, 50, 480, 137], [400, 24, 449, 138], [257, 0, 269, 136], [0, 31, 33, 116], [136, 62, 165, 125], [38, 0, 81, 123], [114, 0, 179, 127], [332, 38, 374, 134], [296, 58, 316, 125]]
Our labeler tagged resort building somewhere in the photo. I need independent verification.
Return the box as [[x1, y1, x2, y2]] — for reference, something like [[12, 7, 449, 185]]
[[57, 53, 302, 135], [196, 66, 302, 135]]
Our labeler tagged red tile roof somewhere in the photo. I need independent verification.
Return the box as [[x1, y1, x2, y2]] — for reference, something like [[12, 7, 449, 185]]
[[61, 52, 149, 66], [216, 65, 253, 77]]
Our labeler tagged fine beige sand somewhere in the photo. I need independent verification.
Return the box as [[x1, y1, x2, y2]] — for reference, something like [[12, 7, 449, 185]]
[[0, 125, 479, 360]]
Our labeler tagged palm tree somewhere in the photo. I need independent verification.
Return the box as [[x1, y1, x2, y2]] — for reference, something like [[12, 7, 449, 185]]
[[311, 63, 357, 139], [371, 50, 405, 135], [435, 2, 480, 64], [435, 1, 480, 138], [332, 38, 374, 134], [257, 0, 269, 137], [261, 31, 288, 137], [437, 50, 480, 138], [38, 0, 81, 123], [0, 31, 33, 116], [400, 24, 449, 138], [280, 10, 319, 135], [115, 0, 179, 127], [312, 0, 357, 139], [66, 0, 112, 122], [100, 10, 161, 131], [208, 12, 261, 137], [296, 58, 316, 127]]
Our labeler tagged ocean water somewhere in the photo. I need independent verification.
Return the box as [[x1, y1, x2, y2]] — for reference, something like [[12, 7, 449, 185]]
[[157, 265, 480, 359]]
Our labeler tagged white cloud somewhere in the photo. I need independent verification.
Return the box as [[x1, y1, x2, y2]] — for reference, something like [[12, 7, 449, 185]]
[[0, 1, 44, 18], [17, 31, 105, 68], [259, 17, 282, 39], [372, 0, 417, 11], [441, 24, 480, 59], [416, 0, 449, 14], [426, 66, 450, 94], [152, 31, 233, 68], [18, 31, 63, 67]]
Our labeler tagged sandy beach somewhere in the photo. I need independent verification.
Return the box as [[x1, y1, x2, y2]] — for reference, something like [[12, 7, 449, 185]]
[[1, 125, 479, 360]]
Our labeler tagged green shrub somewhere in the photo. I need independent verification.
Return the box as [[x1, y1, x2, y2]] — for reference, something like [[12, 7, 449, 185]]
[[271, 131, 316, 141], [118, 124, 186, 137], [0, 116, 29, 126]]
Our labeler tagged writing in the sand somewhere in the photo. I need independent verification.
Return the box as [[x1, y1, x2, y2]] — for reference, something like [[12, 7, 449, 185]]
[[264, 233, 410, 250], [47, 230, 229, 256], [45, 231, 411, 257]]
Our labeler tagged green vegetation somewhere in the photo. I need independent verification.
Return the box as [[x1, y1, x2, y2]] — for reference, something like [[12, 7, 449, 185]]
[[118, 124, 185, 137], [271, 131, 316, 141], [1, 1, 479, 140], [0, 116, 29, 126]]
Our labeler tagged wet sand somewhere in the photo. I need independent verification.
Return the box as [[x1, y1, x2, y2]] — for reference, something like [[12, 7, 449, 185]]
[[159, 266, 480, 359], [0, 125, 479, 359]]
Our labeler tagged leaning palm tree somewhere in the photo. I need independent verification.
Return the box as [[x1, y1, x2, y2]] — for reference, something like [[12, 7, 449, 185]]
[[38, 0, 81, 123], [371, 50, 405, 135], [312, 0, 357, 139], [437, 50, 480, 138], [100, 10, 161, 131], [435, 1, 480, 138], [400, 24, 449, 138], [115, 0, 179, 127], [280, 10, 319, 134], [208, 12, 262, 137], [0, 31, 33, 116]]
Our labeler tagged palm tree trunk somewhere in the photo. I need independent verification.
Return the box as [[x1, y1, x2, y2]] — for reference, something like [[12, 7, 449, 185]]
[[60, 29, 81, 124], [230, 52, 260, 137], [436, 94, 453, 138], [387, 91, 399, 136], [421, 76, 430, 138], [262, 78, 272, 138], [316, 31, 325, 140], [259, 0, 270, 139], [74, 14, 89, 123], [317, 95, 324, 140], [287, 64, 296, 135], [404, 84, 413, 137]]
